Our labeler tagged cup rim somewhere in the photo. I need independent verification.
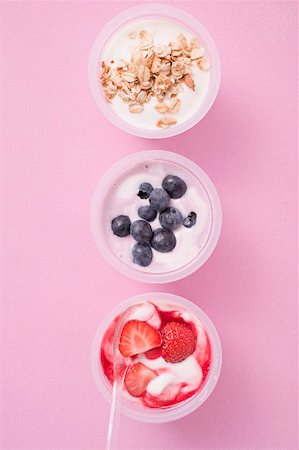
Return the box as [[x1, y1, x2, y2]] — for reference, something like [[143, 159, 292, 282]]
[[88, 3, 221, 138], [90, 150, 222, 283], [91, 292, 222, 423]]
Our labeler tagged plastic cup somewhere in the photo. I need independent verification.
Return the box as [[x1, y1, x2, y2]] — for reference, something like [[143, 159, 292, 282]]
[[88, 3, 221, 138], [91, 292, 222, 423], [90, 150, 222, 284]]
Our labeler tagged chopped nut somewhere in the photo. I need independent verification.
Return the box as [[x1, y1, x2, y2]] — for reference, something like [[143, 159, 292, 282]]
[[100, 62, 111, 82], [107, 81, 117, 92], [151, 55, 162, 74], [136, 90, 147, 104], [137, 65, 151, 83], [177, 33, 188, 50], [138, 30, 153, 49], [156, 117, 177, 128], [140, 80, 153, 90], [170, 42, 182, 57], [171, 60, 185, 79], [129, 102, 144, 113], [122, 72, 136, 82], [191, 47, 205, 60], [146, 91, 154, 102], [154, 103, 169, 114], [177, 56, 191, 70], [110, 73, 122, 87], [155, 45, 171, 58], [165, 84, 178, 98], [189, 37, 199, 50], [156, 94, 165, 103], [104, 93, 112, 103], [128, 63, 139, 75], [168, 98, 181, 114], [118, 90, 132, 103], [153, 73, 172, 94], [146, 53, 155, 69], [159, 62, 171, 75], [121, 81, 133, 96], [197, 57, 211, 71], [183, 73, 195, 90]]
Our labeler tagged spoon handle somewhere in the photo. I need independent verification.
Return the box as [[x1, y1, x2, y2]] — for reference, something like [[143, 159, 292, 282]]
[[105, 306, 133, 450], [105, 375, 123, 450]]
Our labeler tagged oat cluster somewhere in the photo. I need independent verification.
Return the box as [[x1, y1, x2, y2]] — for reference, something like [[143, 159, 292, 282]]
[[100, 30, 210, 128]]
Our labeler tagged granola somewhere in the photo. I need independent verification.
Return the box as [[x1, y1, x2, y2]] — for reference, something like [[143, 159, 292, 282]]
[[100, 30, 210, 128], [156, 117, 177, 128]]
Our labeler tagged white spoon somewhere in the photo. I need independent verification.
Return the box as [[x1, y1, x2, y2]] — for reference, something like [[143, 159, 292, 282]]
[[105, 306, 134, 450]]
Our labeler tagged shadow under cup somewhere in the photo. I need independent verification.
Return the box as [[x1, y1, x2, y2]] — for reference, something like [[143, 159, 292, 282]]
[[91, 293, 222, 423], [90, 150, 222, 283]]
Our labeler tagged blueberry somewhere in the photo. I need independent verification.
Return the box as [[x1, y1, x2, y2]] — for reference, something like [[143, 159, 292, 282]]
[[159, 207, 183, 230], [150, 228, 176, 253], [149, 188, 170, 212], [183, 212, 197, 228], [162, 175, 187, 199], [130, 220, 153, 243], [132, 243, 153, 267], [137, 183, 153, 199], [111, 215, 131, 237], [138, 206, 157, 222]]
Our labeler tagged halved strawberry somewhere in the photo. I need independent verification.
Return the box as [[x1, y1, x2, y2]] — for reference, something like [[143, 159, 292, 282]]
[[119, 320, 161, 357], [161, 322, 196, 363], [145, 346, 162, 360], [124, 363, 156, 397]]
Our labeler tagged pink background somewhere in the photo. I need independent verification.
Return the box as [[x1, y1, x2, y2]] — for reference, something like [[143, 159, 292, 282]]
[[1, 1, 298, 449]]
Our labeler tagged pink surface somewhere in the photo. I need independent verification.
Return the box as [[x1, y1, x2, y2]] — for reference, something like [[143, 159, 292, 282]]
[[1, 1, 297, 449]]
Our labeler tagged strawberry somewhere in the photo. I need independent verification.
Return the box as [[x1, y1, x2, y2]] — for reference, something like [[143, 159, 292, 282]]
[[119, 320, 161, 357], [145, 346, 162, 360], [161, 322, 196, 363], [124, 363, 156, 397]]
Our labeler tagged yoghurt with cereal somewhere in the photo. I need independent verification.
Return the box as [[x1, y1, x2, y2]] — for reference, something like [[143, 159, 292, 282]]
[[100, 19, 211, 131]]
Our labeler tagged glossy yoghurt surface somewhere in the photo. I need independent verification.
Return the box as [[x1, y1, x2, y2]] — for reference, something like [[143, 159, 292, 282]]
[[100, 300, 212, 409], [103, 159, 212, 273]]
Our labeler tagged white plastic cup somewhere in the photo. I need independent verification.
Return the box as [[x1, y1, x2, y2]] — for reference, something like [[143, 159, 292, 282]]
[[88, 3, 221, 138], [90, 150, 222, 284], [91, 292, 222, 423]]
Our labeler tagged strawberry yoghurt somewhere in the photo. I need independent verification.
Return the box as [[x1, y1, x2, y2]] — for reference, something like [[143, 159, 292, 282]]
[[100, 300, 211, 408]]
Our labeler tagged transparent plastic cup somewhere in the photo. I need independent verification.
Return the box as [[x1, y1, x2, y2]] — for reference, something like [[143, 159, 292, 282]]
[[90, 150, 222, 284], [91, 292, 222, 423], [88, 3, 221, 138]]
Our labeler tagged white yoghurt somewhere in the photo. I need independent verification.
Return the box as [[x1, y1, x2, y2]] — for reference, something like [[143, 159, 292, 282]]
[[101, 19, 211, 130], [146, 373, 175, 396], [103, 160, 212, 273], [141, 355, 203, 397], [126, 301, 161, 329]]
